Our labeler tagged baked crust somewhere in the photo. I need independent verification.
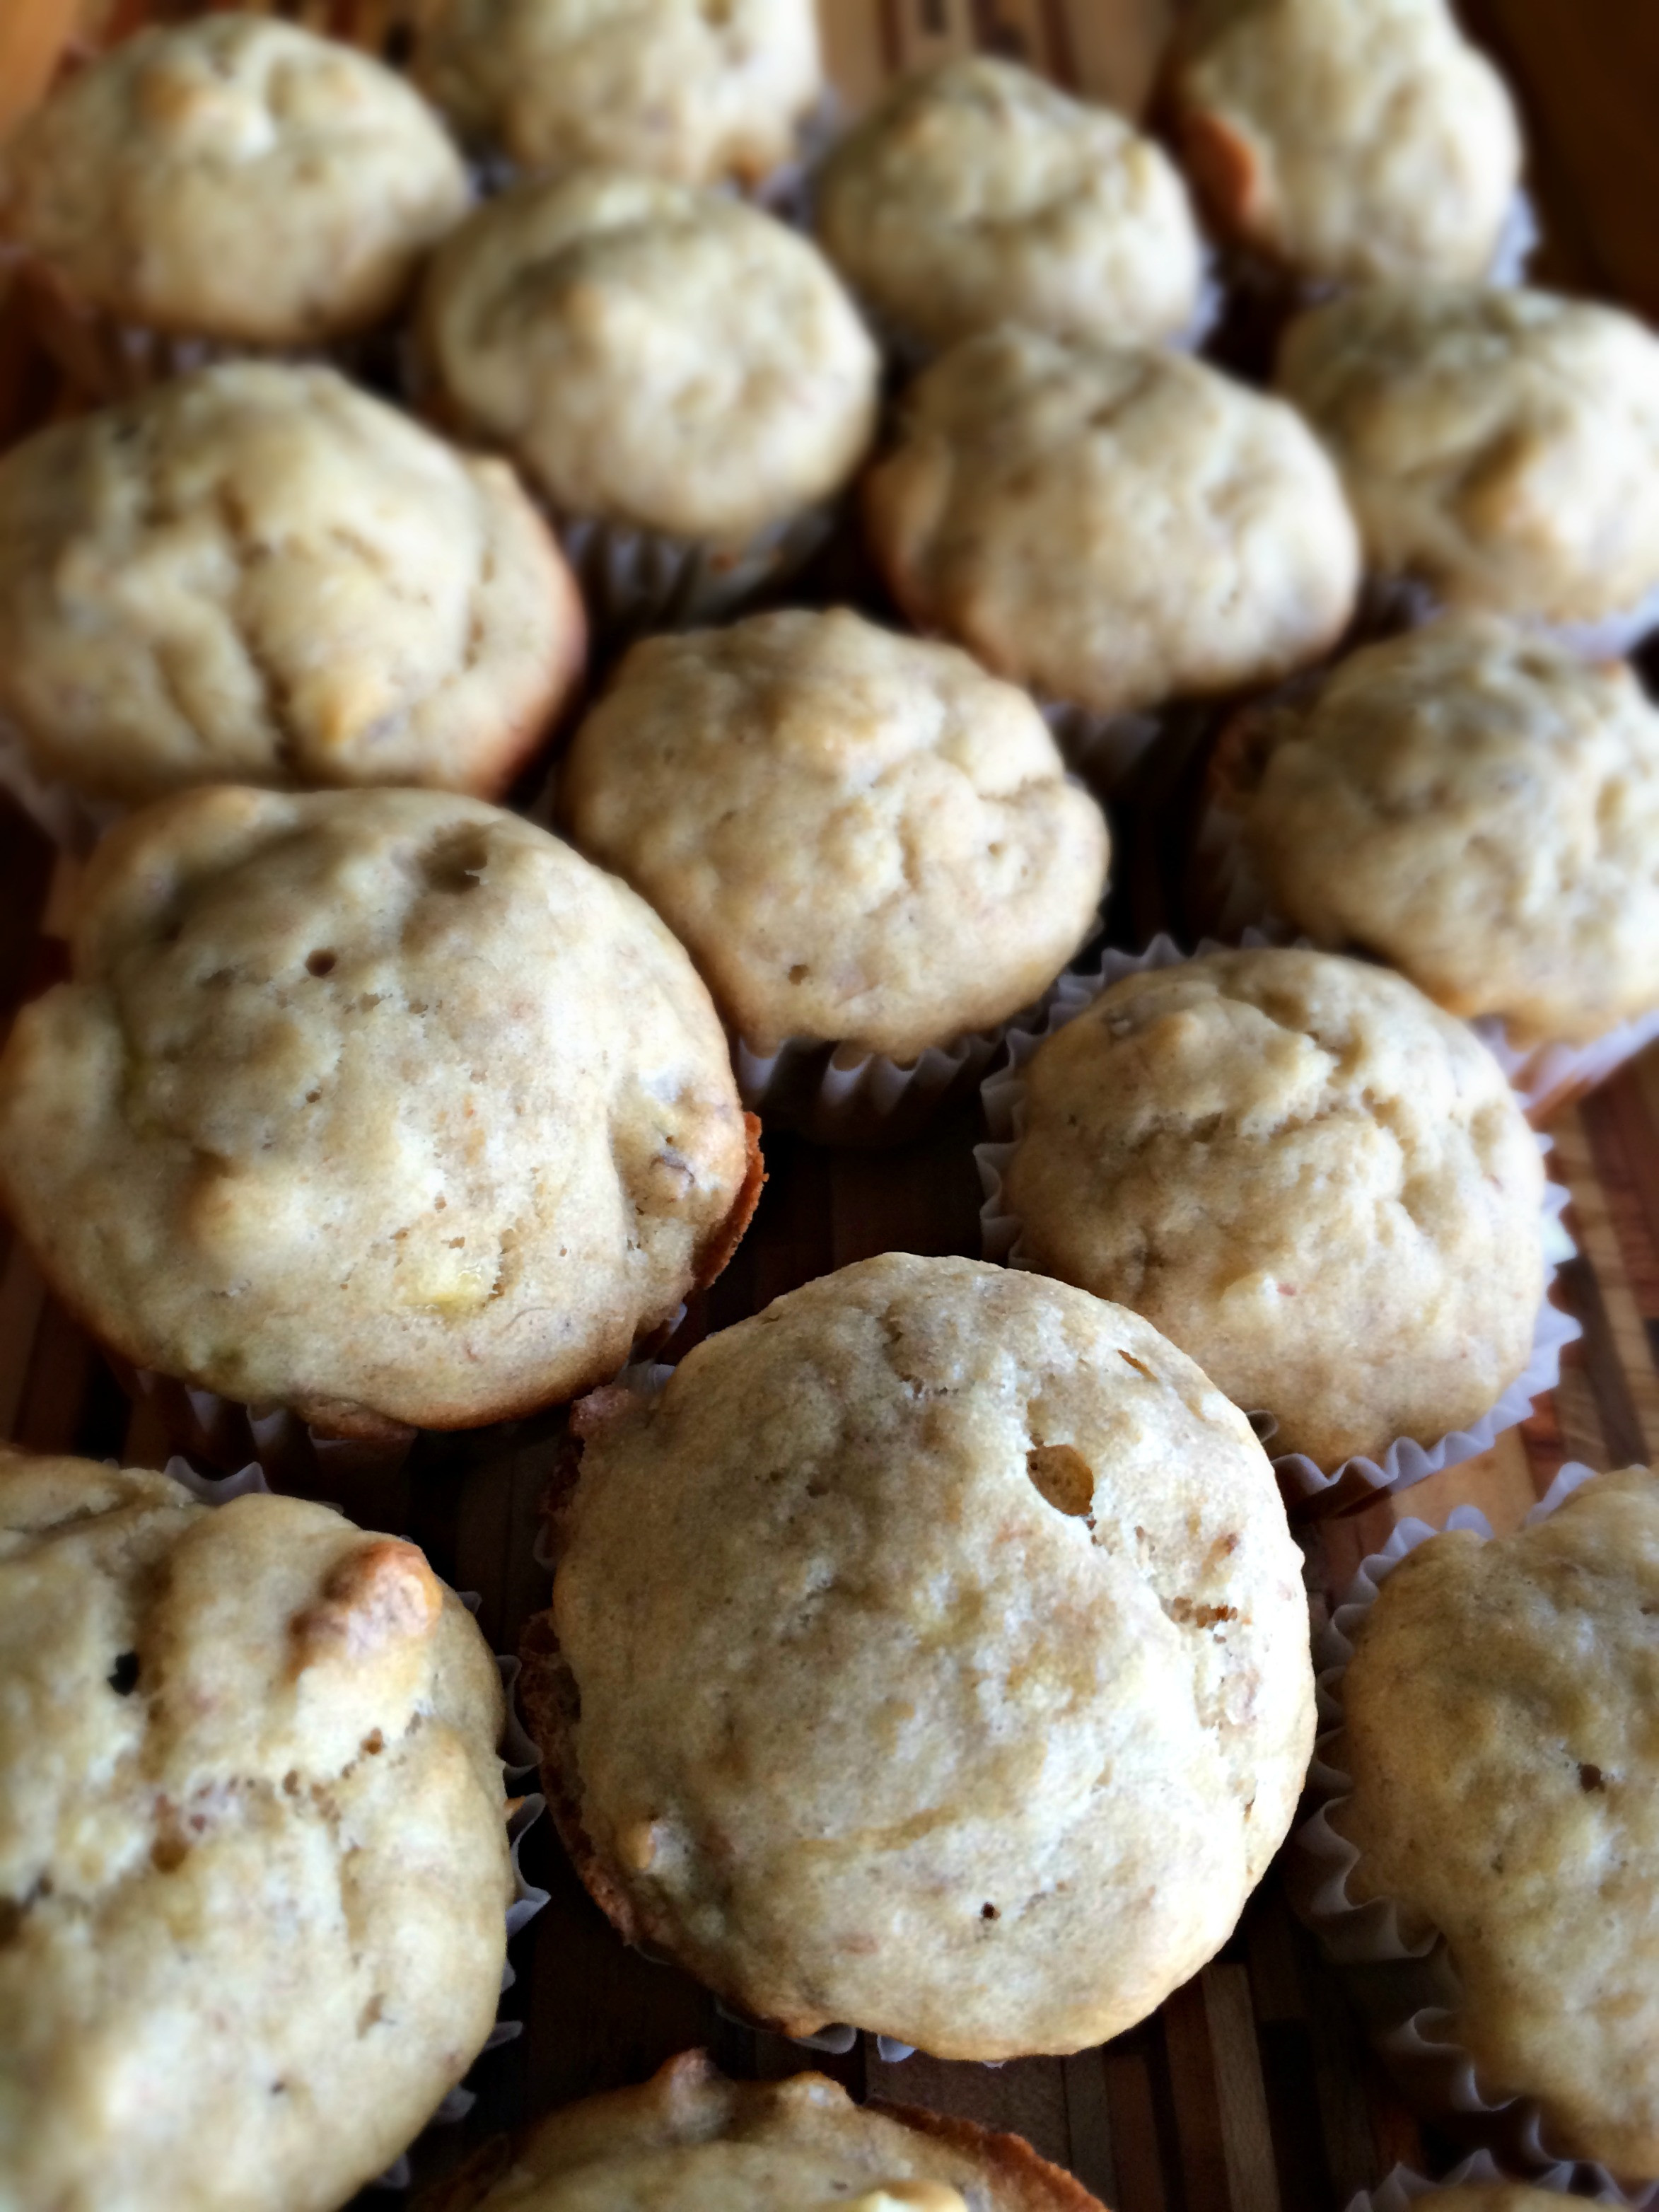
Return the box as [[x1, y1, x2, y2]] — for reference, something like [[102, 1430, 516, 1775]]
[[0, 1447, 511, 2212], [0, 362, 585, 810], [0, 786, 759, 1433], [521, 1252, 1314, 2059], [0, 16, 470, 344], [865, 327, 1358, 716]]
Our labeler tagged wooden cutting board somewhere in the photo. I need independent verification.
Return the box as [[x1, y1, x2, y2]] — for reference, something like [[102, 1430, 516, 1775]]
[[2, 6, 1658, 2208]]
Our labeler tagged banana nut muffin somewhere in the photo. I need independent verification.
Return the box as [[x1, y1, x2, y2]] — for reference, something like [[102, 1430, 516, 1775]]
[[560, 609, 1110, 1061], [1001, 948, 1546, 1469], [815, 54, 1204, 354], [418, 2051, 1102, 2212], [418, 168, 878, 544], [1335, 1466, 1659, 2172], [1171, 0, 1521, 286], [0, 362, 585, 810], [865, 327, 1358, 716], [522, 1252, 1315, 2059], [0, 16, 470, 347], [1243, 617, 1659, 1046], [1277, 284, 1659, 627], [417, 0, 820, 185], [0, 1447, 511, 2212], [0, 786, 762, 1438]]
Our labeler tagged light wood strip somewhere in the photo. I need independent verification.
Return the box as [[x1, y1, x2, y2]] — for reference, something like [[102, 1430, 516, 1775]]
[[1555, 1106, 1659, 1460], [0, 0, 83, 136], [1052, 0, 1172, 115], [1060, 2049, 1119, 2208], [1161, 1977, 1232, 2212], [1102, 2047, 1170, 2212], [1204, 1963, 1282, 2212], [1387, 1428, 1537, 1537], [889, 0, 978, 74], [817, 0, 892, 115]]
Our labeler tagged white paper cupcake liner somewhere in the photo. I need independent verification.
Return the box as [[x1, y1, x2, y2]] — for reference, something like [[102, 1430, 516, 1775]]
[[1293, 1463, 1659, 2199], [161, 1454, 551, 2191], [1039, 698, 1168, 795], [556, 497, 841, 639], [1347, 2150, 1633, 2212], [1356, 571, 1659, 667], [974, 933, 1582, 1512], [1189, 779, 1659, 1123]]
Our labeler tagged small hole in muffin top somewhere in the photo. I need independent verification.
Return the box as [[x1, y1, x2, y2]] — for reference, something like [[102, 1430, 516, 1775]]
[[1580, 1762, 1607, 1792], [305, 950, 337, 977], [108, 1651, 140, 1696], [1027, 1443, 1095, 1523], [981, 1902, 999, 1920], [788, 965, 810, 985]]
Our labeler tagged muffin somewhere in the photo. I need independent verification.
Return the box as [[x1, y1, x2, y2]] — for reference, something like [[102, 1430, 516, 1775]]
[[418, 168, 878, 605], [1332, 1465, 1659, 2173], [419, 2050, 1103, 2212], [815, 54, 1204, 356], [0, 786, 762, 1440], [1171, 0, 1522, 288], [0, 17, 469, 357], [865, 327, 1359, 717], [1240, 617, 1659, 1047], [0, 1445, 511, 2212], [999, 947, 1546, 1469], [417, 0, 821, 186], [560, 610, 1110, 1064], [0, 362, 585, 817], [521, 1251, 1316, 2059], [1276, 284, 1659, 630]]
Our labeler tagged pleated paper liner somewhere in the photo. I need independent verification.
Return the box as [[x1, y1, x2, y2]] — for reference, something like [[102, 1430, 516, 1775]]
[[974, 933, 1581, 1515]]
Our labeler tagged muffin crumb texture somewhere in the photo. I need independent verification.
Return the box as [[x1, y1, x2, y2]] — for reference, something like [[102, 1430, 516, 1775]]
[[815, 54, 1203, 352], [561, 610, 1110, 1059], [524, 1252, 1315, 2059], [1245, 616, 1659, 1044], [421, 2050, 1104, 2211], [0, 1449, 511, 2212], [0, 15, 470, 342], [0, 362, 585, 807], [419, 168, 877, 541], [417, 0, 821, 184], [1173, 0, 1521, 284], [1338, 1467, 1659, 2174], [0, 786, 759, 1432], [1003, 948, 1546, 1467], [866, 328, 1358, 716], [1278, 284, 1659, 624]]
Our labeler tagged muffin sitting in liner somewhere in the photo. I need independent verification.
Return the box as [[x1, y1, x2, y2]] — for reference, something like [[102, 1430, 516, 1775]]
[[1240, 617, 1659, 1049], [416, 0, 822, 186], [1277, 284, 1659, 636], [1170, 0, 1522, 288], [0, 361, 585, 817], [0, 16, 470, 373], [1324, 1466, 1659, 2174], [0, 1446, 512, 2212], [0, 786, 762, 1443], [559, 607, 1110, 1071], [521, 1252, 1315, 2060], [417, 2050, 1103, 2212], [864, 327, 1359, 719], [815, 54, 1205, 355], [417, 168, 877, 620], [998, 947, 1545, 1472]]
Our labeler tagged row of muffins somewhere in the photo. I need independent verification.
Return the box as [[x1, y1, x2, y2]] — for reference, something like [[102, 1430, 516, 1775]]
[[3, 3, 1657, 2209]]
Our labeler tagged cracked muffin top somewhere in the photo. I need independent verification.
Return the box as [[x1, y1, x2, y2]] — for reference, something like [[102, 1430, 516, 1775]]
[[1171, 0, 1520, 286], [417, 0, 820, 185], [0, 16, 470, 344], [864, 327, 1358, 716], [559, 609, 1110, 1060], [520, 1252, 1315, 2059], [1242, 617, 1659, 1045], [1001, 948, 1546, 1468], [0, 1447, 510, 2212], [1276, 284, 1659, 625], [417, 168, 878, 542], [815, 54, 1204, 354], [1337, 1467, 1659, 2173], [0, 363, 586, 809], [0, 786, 761, 1436], [420, 2050, 1103, 2212]]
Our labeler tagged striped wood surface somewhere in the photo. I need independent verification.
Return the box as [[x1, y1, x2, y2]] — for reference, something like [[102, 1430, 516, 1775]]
[[1, 4, 1657, 2208]]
